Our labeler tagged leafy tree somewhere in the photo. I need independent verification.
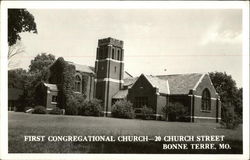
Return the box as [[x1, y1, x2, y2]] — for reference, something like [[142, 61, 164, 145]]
[[48, 57, 78, 111], [219, 102, 240, 129], [209, 72, 242, 125], [27, 53, 55, 104], [8, 68, 28, 111], [8, 9, 37, 46], [234, 88, 242, 120], [9, 53, 56, 111], [29, 53, 55, 73], [17, 72, 42, 110], [8, 68, 27, 89]]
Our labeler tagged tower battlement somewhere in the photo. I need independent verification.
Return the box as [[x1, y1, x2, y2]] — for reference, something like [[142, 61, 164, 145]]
[[98, 37, 123, 48]]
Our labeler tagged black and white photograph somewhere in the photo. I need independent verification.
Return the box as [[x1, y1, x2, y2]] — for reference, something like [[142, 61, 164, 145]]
[[0, 1, 249, 160]]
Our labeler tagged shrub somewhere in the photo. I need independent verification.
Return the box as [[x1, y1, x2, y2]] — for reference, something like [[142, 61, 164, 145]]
[[65, 96, 80, 115], [33, 106, 46, 114], [141, 105, 154, 120], [78, 101, 87, 116], [162, 102, 189, 122], [65, 105, 78, 115], [111, 100, 135, 119], [49, 107, 62, 115], [84, 99, 102, 116], [64, 93, 86, 115]]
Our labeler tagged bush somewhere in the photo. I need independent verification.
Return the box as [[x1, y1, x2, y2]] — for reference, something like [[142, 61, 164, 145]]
[[49, 107, 62, 115], [65, 96, 80, 115], [162, 102, 189, 122], [141, 105, 154, 120], [83, 99, 102, 116], [33, 106, 46, 114], [78, 101, 87, 116], [111, 100, 135, 119]]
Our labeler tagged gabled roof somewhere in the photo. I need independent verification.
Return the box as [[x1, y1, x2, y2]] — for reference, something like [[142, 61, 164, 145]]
[[112, 89, 128, 99], [156, 73, 204, 94], [67, 62, 95, 74], [43, 83, 58, 91], [143, 75, 170, 95], [124, 77, 138, 87]]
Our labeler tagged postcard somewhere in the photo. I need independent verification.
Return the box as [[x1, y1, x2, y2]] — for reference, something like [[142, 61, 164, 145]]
[[1, 1, 249, 160]]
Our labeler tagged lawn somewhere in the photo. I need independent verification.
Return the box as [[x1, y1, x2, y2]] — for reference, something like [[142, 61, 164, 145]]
[[8, 112, 242, 153]]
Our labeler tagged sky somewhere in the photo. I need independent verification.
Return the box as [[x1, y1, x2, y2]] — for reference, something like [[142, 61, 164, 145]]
[[10, 9, 243, 87]]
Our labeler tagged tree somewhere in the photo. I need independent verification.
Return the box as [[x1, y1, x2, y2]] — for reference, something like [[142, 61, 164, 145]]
[[11, 53, 56, 111], [29, 53, 55, 73], [8, 68, 27, 89], [209, 72, 242, 125], [234, 88, 243, 121], [8, 9, 37, 66], [27, 53, 55, 84], [8, 9, 37, 46]]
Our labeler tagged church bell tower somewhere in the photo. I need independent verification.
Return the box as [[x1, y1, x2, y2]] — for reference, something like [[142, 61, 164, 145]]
[[94, 37, 124, 116]]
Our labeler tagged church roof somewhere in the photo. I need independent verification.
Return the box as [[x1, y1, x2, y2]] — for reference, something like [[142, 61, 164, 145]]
[[112, 89, 128, 99], [144, 75, 170, 95], [156, 73, 204, 94], [122, 73, 204, 95], [43, 83, 58, 91], [72, 63, 95, 74], [124, 77, 138, 87]]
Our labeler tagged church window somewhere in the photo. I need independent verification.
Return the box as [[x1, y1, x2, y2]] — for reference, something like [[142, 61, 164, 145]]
[[51, 96, 57, 103], [117, 50, 120, 60], [201, 88, 211, 111], [134, 97, 148, 108], [74, 75, 82, 93], [114, 66, 117, 73], [112, 48, 115, 59]]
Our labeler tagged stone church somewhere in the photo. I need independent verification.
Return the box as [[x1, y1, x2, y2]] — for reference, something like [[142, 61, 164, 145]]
[[40, 37, 221, 123]]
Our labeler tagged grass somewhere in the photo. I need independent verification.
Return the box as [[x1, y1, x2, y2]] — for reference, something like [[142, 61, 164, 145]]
[[8, 112, 242, 153]]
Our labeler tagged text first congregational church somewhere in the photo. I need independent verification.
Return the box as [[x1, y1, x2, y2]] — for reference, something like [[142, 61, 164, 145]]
[[38, 37, 221, 123]]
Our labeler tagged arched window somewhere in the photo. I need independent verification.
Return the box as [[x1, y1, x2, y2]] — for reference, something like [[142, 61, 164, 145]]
[[201, 88, 211, 111], [74, 75, 81, 92]]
